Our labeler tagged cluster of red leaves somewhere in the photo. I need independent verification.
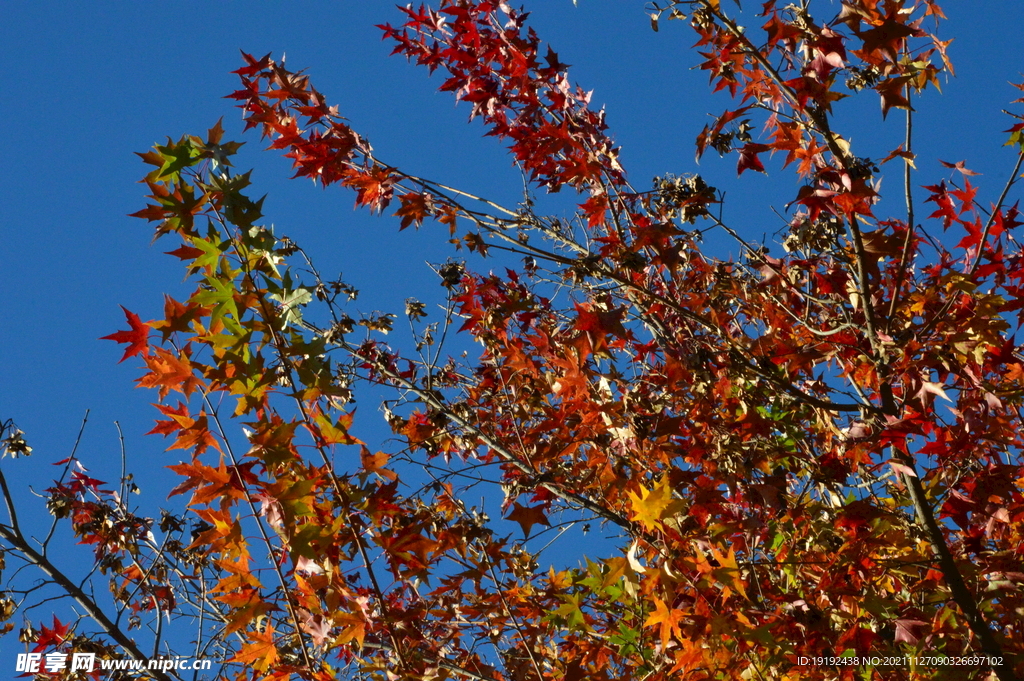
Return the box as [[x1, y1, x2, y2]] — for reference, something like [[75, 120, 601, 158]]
[[380, 3, 624, 193]]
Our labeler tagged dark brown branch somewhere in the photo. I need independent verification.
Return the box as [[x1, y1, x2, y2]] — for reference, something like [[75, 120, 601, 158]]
[[895, 454, 1017, 681]]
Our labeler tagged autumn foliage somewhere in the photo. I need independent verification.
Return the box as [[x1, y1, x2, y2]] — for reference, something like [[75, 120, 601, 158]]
[[6, 1, 1024, 680]]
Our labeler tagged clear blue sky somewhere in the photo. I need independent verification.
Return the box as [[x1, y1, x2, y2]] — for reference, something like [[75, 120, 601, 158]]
[[2, 0, 1024, 627]]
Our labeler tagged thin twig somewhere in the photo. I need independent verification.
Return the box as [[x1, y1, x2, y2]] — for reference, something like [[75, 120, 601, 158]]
[[42, 410, 91, 552], [886, 85, 916, 329], [0, 468, 175, 681]]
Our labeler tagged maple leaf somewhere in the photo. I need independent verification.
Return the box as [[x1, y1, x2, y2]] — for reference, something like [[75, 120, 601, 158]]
[[311, 410, 363, 446], [709, 545, 749, 601], [377, 529, 436, 574], [857, 17, 919, 62], [343, 165, 395, 213], [232, 624, 279, 673], [394, 191, 433, 230], [859, 229, 902, 258], [507, 501, 550, 538], [551, 593, 592, 632], [148, 294, 204, 341], [136, 346, 202, 399], [100, 306, 150, 363], [627, 476, 682, 530], [153, 136, 202, 181], [762, 13, 803, 49], [167, 413, 222, 455], [894, 618, 930, 644], [167, 460, 245, 505], [32, 616, 70, 651], [876, 77, 912, 119], [360, 446, 398, 481], [736, 143, 771, 175], [915, 379, 952, 406], [924, 180, 959, 228], [939, 159, 980, 176], [769, 121, 803, 169], [1005, 122, 1024, 149], [300, 612, 332, 647], [334, 611, 367, 647], [232, 51, 273, 78], [793, 137, 829, 177], [215, 588, 277, 634], [146, 400, 193, 438], [645, 597, 685, 648], [579, 192, 609, 228]]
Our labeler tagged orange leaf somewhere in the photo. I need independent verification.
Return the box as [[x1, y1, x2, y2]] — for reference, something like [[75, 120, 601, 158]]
[[644, 597, 685, 647], [232, 625, 278, 673], [360, 446, 397, 481], [334, 611, 367, 648], [394, 191, 433, 230], [136, 346, 202, 399]]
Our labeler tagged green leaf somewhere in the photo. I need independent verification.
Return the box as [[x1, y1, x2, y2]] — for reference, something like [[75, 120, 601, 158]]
[[548, 593, 592, 633], [155, 136, 202, 181], [190, 235, 227, 272], [269, 286, 312, 327], [194, 275, 243, 335]]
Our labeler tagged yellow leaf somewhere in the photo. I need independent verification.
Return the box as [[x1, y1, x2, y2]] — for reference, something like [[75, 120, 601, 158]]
[[627, 476, 682, 530], [313, 410, 363, 446]]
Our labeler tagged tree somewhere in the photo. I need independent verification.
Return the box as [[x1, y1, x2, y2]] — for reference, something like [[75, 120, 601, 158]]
[[3, 1, 1024, 679]]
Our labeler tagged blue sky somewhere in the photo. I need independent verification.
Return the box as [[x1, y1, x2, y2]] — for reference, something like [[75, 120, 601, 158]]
[[3, 0, 1024, 647]]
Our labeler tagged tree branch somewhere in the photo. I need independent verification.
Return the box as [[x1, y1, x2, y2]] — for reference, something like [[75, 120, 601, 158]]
[[0, 467, 175, 681], [895, 452, 1017, 681]]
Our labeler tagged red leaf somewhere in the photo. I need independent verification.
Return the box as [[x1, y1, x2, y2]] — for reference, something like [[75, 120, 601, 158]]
[[894, 619, 929, 644], [924, 181, 959, 228], [736, 143, 771, 175], [32, 616, 70, 651], [394, 191, 433, 231], [165, 244, 206, 261], [232, 51, 272, 77], [343, 165, 395, 213], [100, 306, 150, 363], [579, 193, 609, 228]]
